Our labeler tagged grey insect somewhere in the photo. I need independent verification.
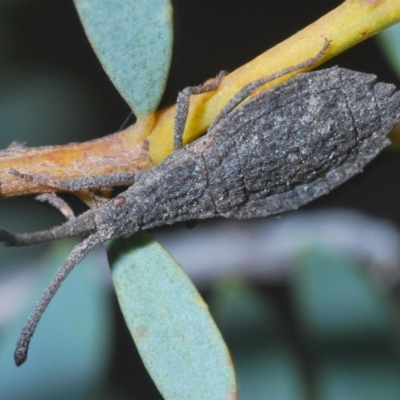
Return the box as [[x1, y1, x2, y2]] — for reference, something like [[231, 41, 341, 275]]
[[2, 41, 400, 365]]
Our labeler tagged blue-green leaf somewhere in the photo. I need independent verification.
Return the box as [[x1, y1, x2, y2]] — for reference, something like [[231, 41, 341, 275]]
[[108, 233, 237, 400], [74, 0, 173, 116]]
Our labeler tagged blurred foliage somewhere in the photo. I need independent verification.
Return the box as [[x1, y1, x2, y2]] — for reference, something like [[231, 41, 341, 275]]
[[0, 241, 112, 400], [292, 250, 400, 400], [209, 281, 305, 400]]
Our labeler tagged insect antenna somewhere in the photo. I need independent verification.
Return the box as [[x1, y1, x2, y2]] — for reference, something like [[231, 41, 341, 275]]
[[14, 232, 104, 366], [0, 210, 96, 247]]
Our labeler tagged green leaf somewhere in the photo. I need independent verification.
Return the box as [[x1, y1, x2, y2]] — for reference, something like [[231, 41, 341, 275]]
[[108, 233, 237, 400], [74, 0, 173, 116]]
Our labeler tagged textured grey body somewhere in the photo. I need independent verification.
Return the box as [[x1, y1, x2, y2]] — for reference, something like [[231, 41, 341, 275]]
[[5, 66, 400, 365]]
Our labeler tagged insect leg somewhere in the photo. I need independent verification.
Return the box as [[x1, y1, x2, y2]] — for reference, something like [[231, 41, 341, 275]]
[[14, 232, 104, 366], [211, 39, 330, 128], [35, 193, 75, 219], [88, 190, 110, 207], [9, 169, 136, 191], [174, 70, 228, 150]]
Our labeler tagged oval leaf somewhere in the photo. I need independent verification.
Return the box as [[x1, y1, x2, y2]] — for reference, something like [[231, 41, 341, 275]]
[[108, 233, 237, 400], [74, 0, 173, 115]]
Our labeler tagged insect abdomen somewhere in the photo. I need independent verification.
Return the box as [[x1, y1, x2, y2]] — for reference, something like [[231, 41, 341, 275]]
[[126, 68, 400, 229], [197, 67, 400, 219]]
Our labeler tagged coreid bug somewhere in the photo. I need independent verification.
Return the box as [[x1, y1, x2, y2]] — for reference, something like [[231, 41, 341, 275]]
[[2, 41, 400, 365]]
